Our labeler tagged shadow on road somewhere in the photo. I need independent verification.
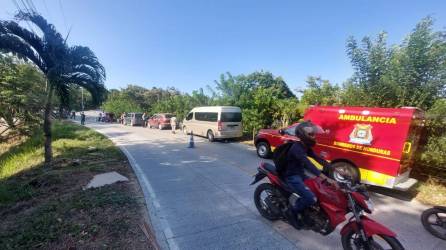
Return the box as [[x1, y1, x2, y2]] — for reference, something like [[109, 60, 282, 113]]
[[369, 185, 418, 202]]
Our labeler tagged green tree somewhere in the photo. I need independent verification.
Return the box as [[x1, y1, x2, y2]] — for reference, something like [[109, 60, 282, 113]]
[[418, 99, 446, 175], [273, 98, 302, 128], [345, 32, 399, 107], [301, 76, 340, 106], [242, 87, 283, 137], [389, 17, 446, 109], [67, 86, 95, 111], [0, 54, 46, 141], [102, 92, 142, 115], [211, 71, 295, 107], [245, 71, 295, 98], [344, 17, 446, 109], [150, 88, 210, 120], [0, 12, 106, 165], [212, 72, 254, 106]]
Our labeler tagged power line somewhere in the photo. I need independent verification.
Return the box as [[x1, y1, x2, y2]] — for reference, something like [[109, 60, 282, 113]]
[[25, 0, 37, 13], [42, 0, 52, 20], [58, 0, 68, 34], [19, 0, 32, 13], [11, 0, 36, 34]]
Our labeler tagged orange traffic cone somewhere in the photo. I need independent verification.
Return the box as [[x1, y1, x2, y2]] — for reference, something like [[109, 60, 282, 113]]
[[188, 131, 195, 148]]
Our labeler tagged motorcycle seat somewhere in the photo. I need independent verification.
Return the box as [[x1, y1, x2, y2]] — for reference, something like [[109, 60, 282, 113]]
[[263, 162, 278, 175], [261, 162, 295, 193]]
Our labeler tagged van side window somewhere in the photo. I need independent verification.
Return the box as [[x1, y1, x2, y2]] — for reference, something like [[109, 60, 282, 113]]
[[186, 113, 193, 121], [195, 112, 205, 121], [195, 112, 218, 122], [207, 112, 218, 122]]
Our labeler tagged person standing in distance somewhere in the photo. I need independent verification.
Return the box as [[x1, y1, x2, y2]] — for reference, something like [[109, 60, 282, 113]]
[[170, 116, 177, 134], [81, 112, 86, 125]]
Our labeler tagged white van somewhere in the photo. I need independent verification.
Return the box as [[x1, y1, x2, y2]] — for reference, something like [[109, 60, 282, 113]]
[[182, 106, 243, 141]]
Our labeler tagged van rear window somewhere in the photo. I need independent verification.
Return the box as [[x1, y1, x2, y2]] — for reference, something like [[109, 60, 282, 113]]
[[221, 112, 242, 122]]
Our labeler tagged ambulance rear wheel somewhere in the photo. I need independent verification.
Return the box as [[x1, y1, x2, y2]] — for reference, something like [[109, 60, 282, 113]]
[[330, 162, 360, 184]]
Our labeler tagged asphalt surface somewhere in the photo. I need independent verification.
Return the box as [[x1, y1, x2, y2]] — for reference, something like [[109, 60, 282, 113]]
[[76, 112, 445, 250]]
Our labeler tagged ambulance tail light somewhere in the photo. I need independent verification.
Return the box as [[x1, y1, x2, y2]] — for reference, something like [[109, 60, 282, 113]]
[[218, 120, 223, 131]]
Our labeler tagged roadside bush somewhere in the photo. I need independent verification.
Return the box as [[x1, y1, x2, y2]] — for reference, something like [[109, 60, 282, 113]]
[[414, 99, 446, 180]]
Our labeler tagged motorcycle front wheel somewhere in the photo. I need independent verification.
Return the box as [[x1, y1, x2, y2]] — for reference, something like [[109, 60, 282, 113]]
[[421, 207, 446, 240], [254, 183, 282, 221], [341, 228, 404, 250]]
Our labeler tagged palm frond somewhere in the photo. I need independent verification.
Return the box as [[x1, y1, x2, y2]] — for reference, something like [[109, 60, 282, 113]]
[[0, 20, 45, 56], [54, 83, 70, 108], [61, 74, 106, 105], [68, 46, 106, 82], [15, 11, 65, 47], [1, 11, 106, 107], [0, 33, 46, 71]]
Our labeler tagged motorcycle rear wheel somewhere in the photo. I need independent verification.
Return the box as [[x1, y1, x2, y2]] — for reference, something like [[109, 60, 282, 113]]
[[341, 228, 404, 250], [254, 183, 282, 221], [421, 207, 446, 240]]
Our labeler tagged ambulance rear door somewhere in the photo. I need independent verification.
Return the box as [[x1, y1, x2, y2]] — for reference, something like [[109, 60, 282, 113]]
[[399, 108, 425, 174]]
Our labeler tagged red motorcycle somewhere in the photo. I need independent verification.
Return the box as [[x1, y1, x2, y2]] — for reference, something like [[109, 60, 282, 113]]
[[251, 162, 404, 250]]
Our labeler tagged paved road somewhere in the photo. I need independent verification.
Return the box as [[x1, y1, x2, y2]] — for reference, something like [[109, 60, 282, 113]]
[[78, 113, 444, 250]]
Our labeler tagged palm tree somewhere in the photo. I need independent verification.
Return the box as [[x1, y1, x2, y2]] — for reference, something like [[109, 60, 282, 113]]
[[0, 12, 105, 165]]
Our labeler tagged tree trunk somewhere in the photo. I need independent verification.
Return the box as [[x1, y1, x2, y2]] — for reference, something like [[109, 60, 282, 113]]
[[43, 86, 54, 167]]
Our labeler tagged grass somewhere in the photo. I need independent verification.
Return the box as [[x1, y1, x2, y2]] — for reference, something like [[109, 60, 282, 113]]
[[410, 166, 446, 206], [0, 121, 155, 249], [415, 178, 446, 206]]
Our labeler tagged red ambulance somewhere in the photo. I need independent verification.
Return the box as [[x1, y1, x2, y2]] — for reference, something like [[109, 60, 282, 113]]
[[254, 106, 425, 190]]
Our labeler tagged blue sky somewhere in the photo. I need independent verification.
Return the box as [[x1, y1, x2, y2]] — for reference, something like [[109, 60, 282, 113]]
[[1, 0, 445, 94]]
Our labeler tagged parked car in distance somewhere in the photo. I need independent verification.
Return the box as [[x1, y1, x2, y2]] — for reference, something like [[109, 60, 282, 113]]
[[124, 112, 143, 126], [103, 112, 115, 122], [182, 106, 243, 142], [148, 113, 174, 130], [254, 106, 424, 191]]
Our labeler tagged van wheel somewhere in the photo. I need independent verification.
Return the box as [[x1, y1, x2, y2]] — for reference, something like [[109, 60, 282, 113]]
[[207, 130, 215, 142], [330, 162, 360, 184], [256, 142, 271, 158]]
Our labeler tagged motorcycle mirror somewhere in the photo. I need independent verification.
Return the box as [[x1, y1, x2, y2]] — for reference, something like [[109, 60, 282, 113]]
[[278, 129, 285, 135]]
